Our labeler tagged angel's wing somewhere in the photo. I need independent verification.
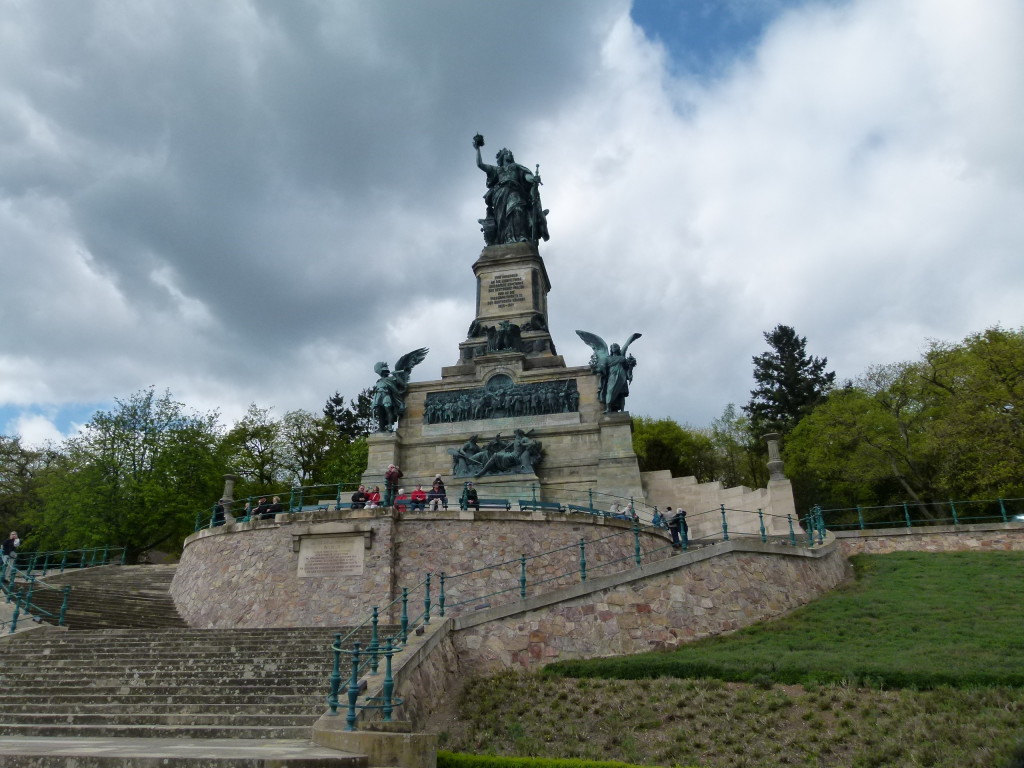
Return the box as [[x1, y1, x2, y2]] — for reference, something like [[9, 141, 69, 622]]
[[393, 347, 429, 374], [575, 330, 608, 359], [620, 333, 643, 355]]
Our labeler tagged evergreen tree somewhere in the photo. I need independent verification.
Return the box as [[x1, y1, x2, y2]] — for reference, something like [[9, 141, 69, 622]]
[[323, 387, 375, 441], [743, 325, 835, 436]]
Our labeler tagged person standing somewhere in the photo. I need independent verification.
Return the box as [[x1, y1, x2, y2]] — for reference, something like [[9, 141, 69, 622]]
[[667, 508, 682, 549], [384, 464, 403, 508], [2, 531, 20, 568]]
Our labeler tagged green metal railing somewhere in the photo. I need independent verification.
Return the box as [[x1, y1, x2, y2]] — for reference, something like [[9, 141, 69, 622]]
[[1, 559, 72, 634], [7, 545, 127, 577], [324, 500, 821, 728], [814, 497, 1024, 532]]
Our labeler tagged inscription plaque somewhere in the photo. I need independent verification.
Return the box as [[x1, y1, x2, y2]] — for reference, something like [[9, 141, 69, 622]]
[[297, 535, 364, 578], [480, 269, 531, 317]]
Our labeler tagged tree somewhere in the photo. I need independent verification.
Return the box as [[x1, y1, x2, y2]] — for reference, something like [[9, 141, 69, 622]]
[[744, 325, 836, 436], [222, 404, 287, 495], [632, 417, 718, 483], [30, 389, 223, 561], [280, 410, 336, 485], [784, 326, 1024, 514], [324, 388, 375, 441], [0, 435, 46, 536], [709, 404, 764, 489]]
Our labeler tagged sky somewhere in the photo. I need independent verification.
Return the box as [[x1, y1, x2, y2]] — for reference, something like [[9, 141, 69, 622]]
[[1, 0, 1022, 446]]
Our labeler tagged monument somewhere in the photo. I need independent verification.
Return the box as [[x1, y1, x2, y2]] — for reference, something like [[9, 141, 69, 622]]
[[361, 136, 646, 507]]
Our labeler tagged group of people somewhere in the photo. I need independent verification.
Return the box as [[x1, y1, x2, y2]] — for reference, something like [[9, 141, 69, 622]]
[[241, 496, 284, 520], [659, 506, 688, 548], [352, 474, 449, 512]]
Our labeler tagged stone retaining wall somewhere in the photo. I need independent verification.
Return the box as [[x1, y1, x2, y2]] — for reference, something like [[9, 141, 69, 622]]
[[172, 508, 674, 628], [450, 538, 849, 676], [835, 522, 1024, 556]]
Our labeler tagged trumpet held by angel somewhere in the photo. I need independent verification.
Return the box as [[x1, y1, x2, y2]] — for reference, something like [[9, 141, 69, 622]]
[[575, 330, 642, 414]]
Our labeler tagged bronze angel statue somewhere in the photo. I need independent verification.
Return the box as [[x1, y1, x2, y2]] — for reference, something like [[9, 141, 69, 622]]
[[575, 331, 642, 414], [371, 348, 429, 432]]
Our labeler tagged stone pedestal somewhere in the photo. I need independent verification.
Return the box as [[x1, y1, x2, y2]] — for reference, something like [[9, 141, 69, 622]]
[[596, 412, 645, 505], [363, 431, 401, 489]]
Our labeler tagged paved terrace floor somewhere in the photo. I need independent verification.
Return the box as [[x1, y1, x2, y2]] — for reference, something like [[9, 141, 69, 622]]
[[0, 736, 364, 765]]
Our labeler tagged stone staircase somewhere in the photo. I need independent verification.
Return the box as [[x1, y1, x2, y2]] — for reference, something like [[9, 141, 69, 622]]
[[0, 565, 405, 766], [26, 564, 189, 630]]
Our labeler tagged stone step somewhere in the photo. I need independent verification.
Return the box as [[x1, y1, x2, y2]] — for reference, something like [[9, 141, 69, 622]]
[[0, 701, 324, 715], [0, 713, 320, 727], [0, 736, 368, 768], [0, 684, 327, 698], [0, 724, 315, 739]]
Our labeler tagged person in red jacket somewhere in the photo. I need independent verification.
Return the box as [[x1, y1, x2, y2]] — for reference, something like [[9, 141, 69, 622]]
[[410, 485, 428, 512], [393, 488, 409, 513]]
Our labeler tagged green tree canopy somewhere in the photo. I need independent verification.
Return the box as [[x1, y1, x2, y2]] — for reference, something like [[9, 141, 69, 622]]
[[744, 324, 836, 436], [29, 389, 224, 561], [785, 326, 1024, 514], [632, 416, 718, 483]]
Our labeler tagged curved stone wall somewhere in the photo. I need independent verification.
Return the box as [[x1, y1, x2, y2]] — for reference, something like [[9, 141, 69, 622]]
[[171, 508, 673, 628]]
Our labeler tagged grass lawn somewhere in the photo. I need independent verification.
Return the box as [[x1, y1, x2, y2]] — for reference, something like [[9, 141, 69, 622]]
[[544, 551, 1024, 689], [435, 552, 1024, 767]]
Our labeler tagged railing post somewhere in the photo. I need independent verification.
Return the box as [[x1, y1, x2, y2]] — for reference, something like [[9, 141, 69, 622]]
[[633, 522, 641, 566], [578, 538, 587, 582], [5, 563, 16, 602], [89, 548, 97, 567], [423, 573, 431, 626], [78, 549, 86, 568], [400, 588, 409, 645], [289, 485, 301, 514], [41, 553, 49, 577], [28, 553, 37, 575], [758, 509, 766, 543], [588, 488, 594, 511], [327, 633, 342, 715], [381, 637, 396, 722], [531, 483, 537, 506], [681, 521, 688, 551], [335, 483, 343, 510], [345, 642, 361, 731], [720, 505, 729, 541], [438, 573, 446, 618], [120, 548, 127, 566], [805, 513, 814, 546], [368, 607, 380, 675], [787, 515, 796, 546], [813, 506, 824, 544], [101, 545, 110, 565], [903, 502, 912, 528], [950, 499, 959, 526], [58, 586, 71, 627], [25, 574, 36, 609], [999, 498, 1008, 523], [519, 555, 527, 599], [194, 507, 203, 532], [9, 589, 23, 633], [60, 551, 68, 574]]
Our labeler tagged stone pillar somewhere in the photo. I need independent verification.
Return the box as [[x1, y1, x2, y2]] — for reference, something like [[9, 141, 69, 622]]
[[763, 433, 785, 480], [763, 433, 797, 535], [596, 412, 645, 508], [362, 431, 402, 490], [217, 473, 238, 526]]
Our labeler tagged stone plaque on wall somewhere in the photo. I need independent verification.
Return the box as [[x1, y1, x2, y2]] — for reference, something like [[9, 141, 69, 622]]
[[297, 535, 364, 578], [479, 269, 532, 319]]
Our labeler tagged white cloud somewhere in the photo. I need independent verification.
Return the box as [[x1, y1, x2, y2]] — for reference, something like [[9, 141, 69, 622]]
[[0, 0, 1021, 438]]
